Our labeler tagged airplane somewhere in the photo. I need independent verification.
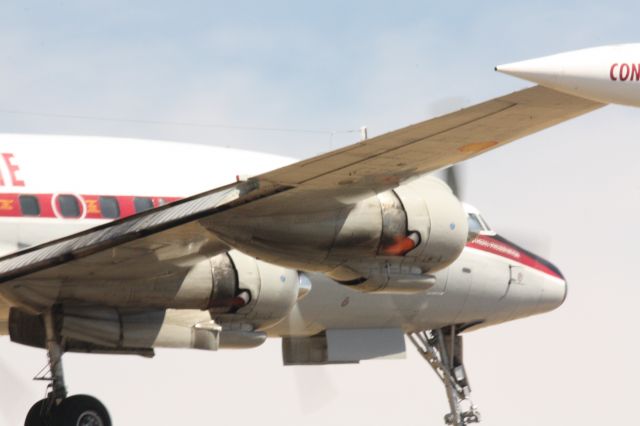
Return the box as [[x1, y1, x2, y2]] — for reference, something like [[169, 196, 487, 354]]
[[496, 43, 640, 107], [0, 83, 606, 426]]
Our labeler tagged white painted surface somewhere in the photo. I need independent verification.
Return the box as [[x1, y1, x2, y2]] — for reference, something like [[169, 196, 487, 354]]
[[497, 44, 640, 106]]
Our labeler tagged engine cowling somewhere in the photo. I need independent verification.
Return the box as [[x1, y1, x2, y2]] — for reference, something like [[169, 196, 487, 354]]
[[219, 250, 300, 330], [210, 175, 468, 293]]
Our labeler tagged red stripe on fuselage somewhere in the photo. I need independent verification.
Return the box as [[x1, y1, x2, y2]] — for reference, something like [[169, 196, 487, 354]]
[[466, 235, 562, 279], [0, 193, 181, 219]]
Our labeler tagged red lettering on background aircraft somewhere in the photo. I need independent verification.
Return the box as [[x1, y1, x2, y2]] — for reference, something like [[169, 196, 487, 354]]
[[632, 64, 640, 81], [610, 63, 619, 80], [620, 64, 630, 81], [610, 63, 640, 81], [0, 153, 25, 187]]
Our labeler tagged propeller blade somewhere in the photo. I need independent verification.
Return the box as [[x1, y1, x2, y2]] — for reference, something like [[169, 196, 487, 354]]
[[428, 96, 469, 201], [445, 165, 463, 199], [293, 365, 337, 414]]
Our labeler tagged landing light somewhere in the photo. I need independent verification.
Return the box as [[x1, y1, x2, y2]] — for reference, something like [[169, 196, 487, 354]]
[[297, 272, 313, 300]]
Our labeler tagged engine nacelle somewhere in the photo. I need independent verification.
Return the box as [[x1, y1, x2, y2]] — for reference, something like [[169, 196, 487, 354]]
[[4, 249, 300, 329], [210, 175, 468, 292], [7, 250, 301, 352]]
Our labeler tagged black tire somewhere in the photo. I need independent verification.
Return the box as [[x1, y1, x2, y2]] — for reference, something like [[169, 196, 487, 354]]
[[25, 398, 53, 426], [54, 395, 111, 426]]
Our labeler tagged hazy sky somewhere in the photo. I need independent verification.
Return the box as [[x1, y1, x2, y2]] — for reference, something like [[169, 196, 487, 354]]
[[1, 2, 639, 425]]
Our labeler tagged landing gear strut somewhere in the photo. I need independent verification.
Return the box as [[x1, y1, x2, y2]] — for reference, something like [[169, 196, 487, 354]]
[[408, 327, 481, 426], [24, 310, 111, 426]]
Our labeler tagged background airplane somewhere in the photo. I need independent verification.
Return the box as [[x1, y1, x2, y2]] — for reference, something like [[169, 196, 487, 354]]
[[0, 3, 639, 426], [496, 43, 640, 106]]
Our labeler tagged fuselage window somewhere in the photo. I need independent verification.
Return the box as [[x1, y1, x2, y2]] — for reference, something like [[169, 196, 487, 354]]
[[134, 197, 154, 213], [19, 195, 40, 216], [58, 195, 81, 218], [99, 196, 120, 219], [468, 214, 484, 234]]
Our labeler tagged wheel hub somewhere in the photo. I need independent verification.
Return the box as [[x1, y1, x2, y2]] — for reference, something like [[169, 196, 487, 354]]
[[76, 410, 104, 426]]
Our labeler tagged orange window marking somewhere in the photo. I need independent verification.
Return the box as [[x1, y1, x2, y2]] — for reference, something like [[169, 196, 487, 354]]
[[0, 199, 14, 210], [85, 199, 100, 215]]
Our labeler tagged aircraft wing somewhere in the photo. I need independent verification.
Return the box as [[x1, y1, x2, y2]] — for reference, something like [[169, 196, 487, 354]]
[[0, 86, 603, 295]]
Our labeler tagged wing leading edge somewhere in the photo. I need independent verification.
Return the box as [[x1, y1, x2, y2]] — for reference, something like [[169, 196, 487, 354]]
[[0, 86, 603, 289]]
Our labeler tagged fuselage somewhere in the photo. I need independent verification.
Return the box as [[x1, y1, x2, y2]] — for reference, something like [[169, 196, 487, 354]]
[[496, 43, 640, 107], [0, 134, 566, 338]]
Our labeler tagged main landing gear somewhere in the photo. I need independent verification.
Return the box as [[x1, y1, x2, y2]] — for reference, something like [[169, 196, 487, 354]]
[[408, 326, 481, 426], [25, 311, 111, 426]]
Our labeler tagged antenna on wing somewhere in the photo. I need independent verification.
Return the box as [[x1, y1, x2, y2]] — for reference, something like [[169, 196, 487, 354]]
[[430, 96, 468, 201], [360, 126, 368, 141]]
